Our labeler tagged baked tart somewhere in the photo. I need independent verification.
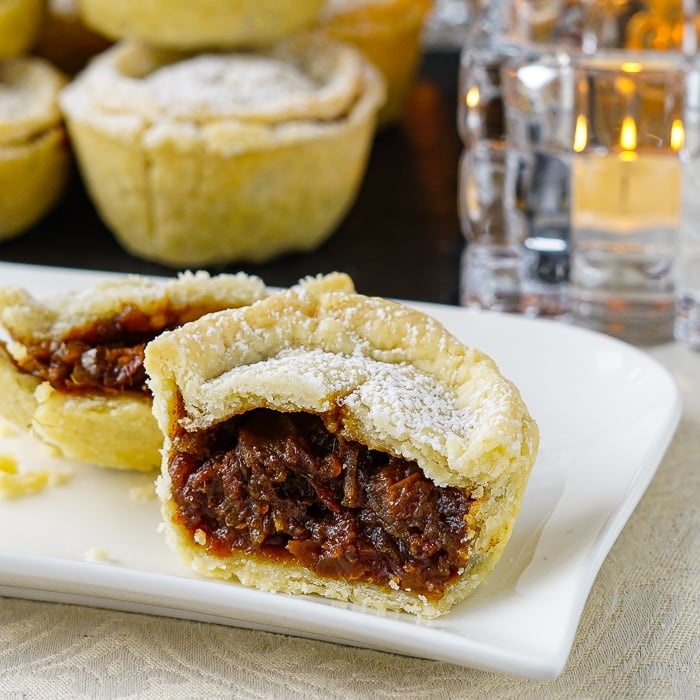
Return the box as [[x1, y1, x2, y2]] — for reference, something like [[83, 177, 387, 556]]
[[0, 272, 266, 471], [144, 274, 539, 617], [319, 0, 433, 125], [0, 0, 44, 59], [0, 56, 69, 241], [78, 0, 324, 50], [59, 35, 385, 267]]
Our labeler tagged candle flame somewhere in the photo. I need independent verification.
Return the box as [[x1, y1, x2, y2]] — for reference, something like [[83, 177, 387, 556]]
[[671, 119, 685, 151], [621, 62, 643, 74], [573, 114, 588, 153], [620, 116, 637, 151], [465, 86, 480, 109]]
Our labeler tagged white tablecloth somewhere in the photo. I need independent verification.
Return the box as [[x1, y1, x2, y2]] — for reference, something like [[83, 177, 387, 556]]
[[1, 342, 698, 699]]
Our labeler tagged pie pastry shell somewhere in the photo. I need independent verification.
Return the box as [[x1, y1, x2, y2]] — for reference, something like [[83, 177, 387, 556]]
[[144, 274, 539, 617], [0, 57, 69, 241], [78, 0, 324, 50], [0, 272, 266, 471], [59, 36, 386, 267], [0, 0, 44, 59], [319, 0, 433, 125]]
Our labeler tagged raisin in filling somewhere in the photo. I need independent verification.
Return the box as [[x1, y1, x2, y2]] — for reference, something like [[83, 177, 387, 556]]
[[15, 305, 188, 395], [170, 408, 473, 599]]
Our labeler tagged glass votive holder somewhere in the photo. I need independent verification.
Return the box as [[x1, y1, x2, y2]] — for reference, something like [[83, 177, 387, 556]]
[[674, 51, 700, 350], [424, 0, 472, 47], [458, 0, 700, 341], [676, 160, 700, 349], [458, 139, 571, 316], [569, 52, 688, 344], [459, 47, 574, 318]]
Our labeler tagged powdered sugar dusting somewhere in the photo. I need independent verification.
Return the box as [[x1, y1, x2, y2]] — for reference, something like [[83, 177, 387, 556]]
[[213, 347, 474, 451], [0, 60, 60, 127], [145, 55, 317, 116]]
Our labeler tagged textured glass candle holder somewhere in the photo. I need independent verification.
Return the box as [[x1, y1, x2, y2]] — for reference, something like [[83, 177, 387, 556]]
[[457, 0, 700, 343]]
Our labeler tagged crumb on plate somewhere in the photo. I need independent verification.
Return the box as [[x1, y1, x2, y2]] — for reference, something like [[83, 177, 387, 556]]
[[0, 453, 72, 499], [84, 547, 113, 563], [129, 480, 157, 503], [0, 421, 18, 438]]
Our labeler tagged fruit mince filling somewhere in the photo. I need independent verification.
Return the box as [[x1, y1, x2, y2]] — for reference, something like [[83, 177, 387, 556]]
[[169, 408, 474, 599], [15, 304, 194, 395]]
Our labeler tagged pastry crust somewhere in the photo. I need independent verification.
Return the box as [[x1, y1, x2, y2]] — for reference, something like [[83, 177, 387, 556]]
[[78, 0, 324, 50], [319, 0, 433, 125], [0, 57, 69, 241], [145, 274, 539, 617], [0, 271, 267, 470], [59, 36, 386, 267], [0, 0, 44, 59]]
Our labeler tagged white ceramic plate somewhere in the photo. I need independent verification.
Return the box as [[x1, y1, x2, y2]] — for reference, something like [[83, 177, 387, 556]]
[[0, 262, 681, 679]]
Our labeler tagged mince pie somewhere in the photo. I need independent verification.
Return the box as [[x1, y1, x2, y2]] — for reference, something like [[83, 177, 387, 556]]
[[0, 271, 266, 470], [59, 35, 385, 267], [144, 274, 539, 617], [78, 0, 324, 50], [0, 56, 68, 240]]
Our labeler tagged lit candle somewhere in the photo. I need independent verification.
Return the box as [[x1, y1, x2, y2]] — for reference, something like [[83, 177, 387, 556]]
[[571, 114, 683, 235], [571, 56, 684, 237], [569, 55, 686, 343]]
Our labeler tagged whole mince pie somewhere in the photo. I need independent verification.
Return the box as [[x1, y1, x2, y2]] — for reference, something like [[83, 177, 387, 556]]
[[144, 274, 539, 617], [0, 56, 69, 241], [58, 34, 385, 268], [0, 271, 266, 470], [78, 0, 324, 50]]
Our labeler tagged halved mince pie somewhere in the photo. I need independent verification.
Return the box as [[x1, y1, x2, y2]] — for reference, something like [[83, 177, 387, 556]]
[[144, 274, 539, 617], [0, 272, 266, 471], [59, 35, 385, 267]]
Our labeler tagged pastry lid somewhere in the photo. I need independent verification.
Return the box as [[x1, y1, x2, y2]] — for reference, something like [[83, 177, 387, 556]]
[[145, 275, 539, 490], [61, 34, 380, 127], [0, 271, 267, 344]]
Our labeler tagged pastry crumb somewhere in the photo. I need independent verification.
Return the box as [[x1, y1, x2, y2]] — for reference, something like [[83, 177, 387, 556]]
[[193, 528, 207, 545], [0, 453, 72, 499], [0, 454, 19, 474], [0, 421, 18, 438], [129, 480, 157, 502], [84, 547, 113, 563]]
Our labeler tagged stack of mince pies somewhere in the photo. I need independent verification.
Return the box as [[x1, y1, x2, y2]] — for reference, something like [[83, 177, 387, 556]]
[[57, 0, 392, 267], [1, 1, 437, 263]]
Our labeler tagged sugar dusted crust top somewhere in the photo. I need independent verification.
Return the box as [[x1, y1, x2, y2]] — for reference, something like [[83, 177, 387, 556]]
[[145, 273, 538, 490], [59, 34, 386, 152], [0, 270, 267, 345]]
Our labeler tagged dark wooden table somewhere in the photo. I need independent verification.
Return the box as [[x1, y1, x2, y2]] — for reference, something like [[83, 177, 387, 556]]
[[0, 51, 464, 306]]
